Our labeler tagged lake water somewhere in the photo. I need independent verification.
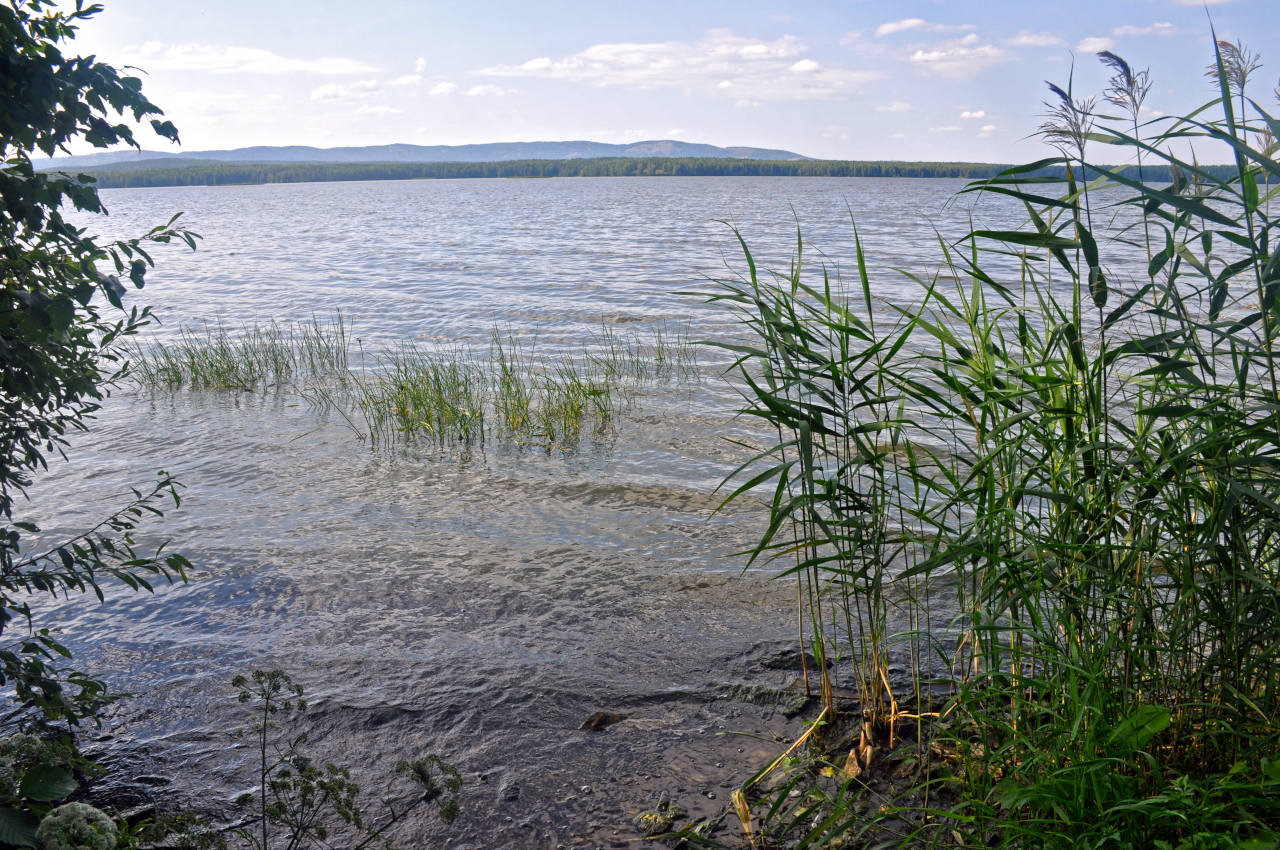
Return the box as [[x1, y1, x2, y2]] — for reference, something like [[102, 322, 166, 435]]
[[25, 176, 1029, 848]]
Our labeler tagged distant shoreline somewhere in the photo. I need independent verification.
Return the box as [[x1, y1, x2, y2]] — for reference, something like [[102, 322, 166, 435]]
[[59, 156, 1225, 190]]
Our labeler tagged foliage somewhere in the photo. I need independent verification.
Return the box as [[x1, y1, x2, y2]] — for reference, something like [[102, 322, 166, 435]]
[[33, 802, 117, 850], [60, 157, 1244, 191], [0, 733, 83, 847], [1, 0, 197, 732], [228, 670, 461, 850], [707, 38, 1280, 848]]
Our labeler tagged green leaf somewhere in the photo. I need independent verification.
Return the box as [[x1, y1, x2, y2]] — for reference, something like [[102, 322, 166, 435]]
[[18, 764, 78, 802], [0, 806, 39, 848], [1108, 705, 1170, 750], [970, 229, 1078, 251]]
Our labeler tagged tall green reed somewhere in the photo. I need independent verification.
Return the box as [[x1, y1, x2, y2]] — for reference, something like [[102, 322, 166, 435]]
[[709, 40, 1280, 848]]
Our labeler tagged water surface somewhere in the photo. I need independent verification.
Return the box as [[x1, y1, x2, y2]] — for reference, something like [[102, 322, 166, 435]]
[[27, 176, 1029, 847]]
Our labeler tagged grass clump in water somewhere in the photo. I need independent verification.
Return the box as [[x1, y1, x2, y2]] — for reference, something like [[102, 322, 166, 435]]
[[130, 313, 349, 390], [356, 345, 487, 445], [340, 322, 695, 451], [702, 39, 1280, 850]]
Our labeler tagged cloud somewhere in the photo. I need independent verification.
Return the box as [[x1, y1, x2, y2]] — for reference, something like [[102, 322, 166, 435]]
[[875, 100, 912, 112], [876, 18, 927, 37], [122, 41, 376, 75], [1113, 22, 1177, 37], [463, 84, 514, 96], [875, 18, 975, 38], [1076, 36, 1116, 52], [355, 105, 401, 117], [390, 74, 423, 86], [414, 57, 427, 74], [309, 79, 379, 101], [1007, 31, 1063, 47], [978, 124, 997, 137], [429, 82, 457, 96], [838, 31, 864, 47], [479, 30, 882, 103], [909, 36, 1010, 78], [930, 125, 963, 132], [959, 109, 985, 119]]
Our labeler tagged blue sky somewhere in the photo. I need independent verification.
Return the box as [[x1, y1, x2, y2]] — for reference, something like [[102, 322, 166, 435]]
[[68, 0, 1280, 161]]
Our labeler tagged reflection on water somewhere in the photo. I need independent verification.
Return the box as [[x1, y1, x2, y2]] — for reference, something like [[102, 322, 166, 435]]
[[24, 176, 1036, 846]]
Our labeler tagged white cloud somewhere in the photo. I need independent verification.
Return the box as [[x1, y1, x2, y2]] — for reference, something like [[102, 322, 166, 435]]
[[429, 82, 457, 96], [909, 37, 1009, 78], [875, 100, 912, 112], [838, 31, 864, 47], [309, 79, 379, 101], [479, 30, 882, 104], [875, 18, 975, 38], [1113, 22, 1177, 37], [390, 74, 423, 86], [414, 57, 427, 74], [930, 125, 963, 132], [355, 105, 400, 117], [1008, 31, 1062, 47], [978, 124, 997, 137], [122, 41, 376, 75], [877, 18, 928, 37], [464, 84, 514, 97], [959, 109, 985, 119], [1076, 36, 1116, 52]]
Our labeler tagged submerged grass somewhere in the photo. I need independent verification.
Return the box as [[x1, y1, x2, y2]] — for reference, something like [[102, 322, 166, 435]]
[[699, 39, 1280, 850], [347, 330, 664, 450], [129, 313, 350, 390], [132, 314, 697, 451]]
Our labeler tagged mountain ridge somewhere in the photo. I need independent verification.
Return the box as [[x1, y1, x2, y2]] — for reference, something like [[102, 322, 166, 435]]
[[37, 139, 811, 170]]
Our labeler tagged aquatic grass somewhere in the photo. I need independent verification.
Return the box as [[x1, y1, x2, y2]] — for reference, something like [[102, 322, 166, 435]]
[[366, 345, 487, 444], [335, 322, 692, 451], [589, 320, 698, 383], [129, 313, 350, 390], [706, 39, 1280, 849], [133, 315, 691, 451]]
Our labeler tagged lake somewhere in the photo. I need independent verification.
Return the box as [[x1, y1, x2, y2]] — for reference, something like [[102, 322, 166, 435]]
[[27, 176, 1025, 848]]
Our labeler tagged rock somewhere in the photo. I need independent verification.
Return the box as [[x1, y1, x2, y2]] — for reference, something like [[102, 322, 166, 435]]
[[579, 711, 627, 731], [500, 780, 520, 802]]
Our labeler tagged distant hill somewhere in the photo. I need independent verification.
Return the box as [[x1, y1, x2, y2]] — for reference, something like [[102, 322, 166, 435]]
[[35, 140, 811, 171]]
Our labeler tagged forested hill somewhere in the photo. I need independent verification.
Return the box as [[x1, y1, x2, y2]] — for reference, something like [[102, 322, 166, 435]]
[[36, 139, 810, 169], [79, 157, 1003, 187], [69, 157, 1234, 189]]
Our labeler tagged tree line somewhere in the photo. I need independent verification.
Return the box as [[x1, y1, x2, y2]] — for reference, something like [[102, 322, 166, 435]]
[[67, 156, 1239, 189]]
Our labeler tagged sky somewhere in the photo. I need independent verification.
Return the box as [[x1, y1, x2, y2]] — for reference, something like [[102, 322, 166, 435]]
[[61, 0, 1280, 162]]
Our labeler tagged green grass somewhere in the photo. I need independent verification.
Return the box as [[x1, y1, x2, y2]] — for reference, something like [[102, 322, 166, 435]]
[[345, 328, 679, 450], [132, 316, 698, 451], [702, 39, 1280, 850], [129, 313, 349, 390]]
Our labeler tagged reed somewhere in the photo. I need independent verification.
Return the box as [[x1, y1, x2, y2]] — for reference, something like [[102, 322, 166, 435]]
[[706, 40, 1280, 849]]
